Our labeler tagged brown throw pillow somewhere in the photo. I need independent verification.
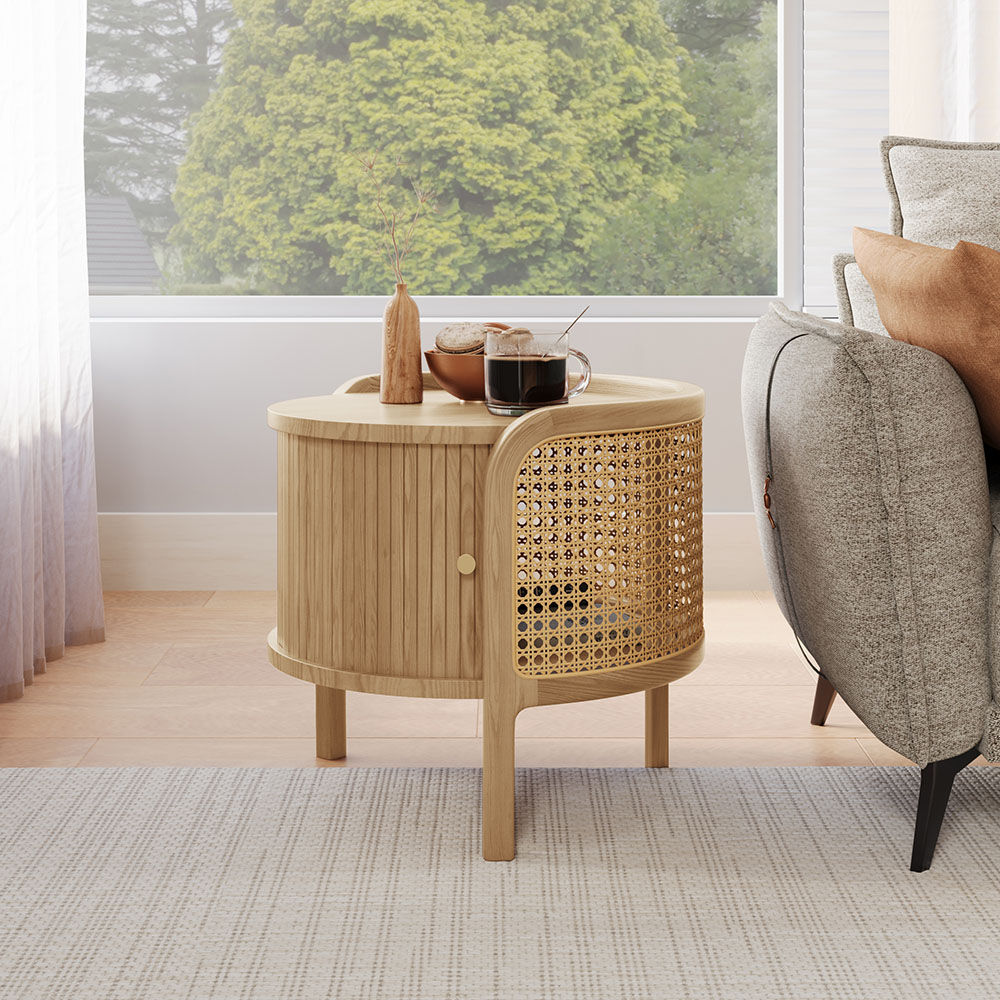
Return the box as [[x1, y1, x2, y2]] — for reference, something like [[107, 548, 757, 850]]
[[853, 227, 1000, 447]]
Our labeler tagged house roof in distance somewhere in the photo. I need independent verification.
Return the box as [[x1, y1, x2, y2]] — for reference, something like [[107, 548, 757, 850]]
[[86, 195, 162, 294]]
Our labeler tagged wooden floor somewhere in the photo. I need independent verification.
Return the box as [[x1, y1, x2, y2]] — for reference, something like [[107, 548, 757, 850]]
[[0, 590, 939, 769]]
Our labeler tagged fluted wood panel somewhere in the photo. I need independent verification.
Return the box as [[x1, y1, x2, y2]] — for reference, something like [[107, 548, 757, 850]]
[[276, 433, 487, 681]]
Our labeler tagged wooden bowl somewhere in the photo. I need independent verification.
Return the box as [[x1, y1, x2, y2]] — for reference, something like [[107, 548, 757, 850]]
[[424, 350, 486, 401]]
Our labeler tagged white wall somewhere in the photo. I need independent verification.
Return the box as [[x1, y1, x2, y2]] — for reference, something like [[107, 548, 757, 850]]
[[90, 316, 768, 588]]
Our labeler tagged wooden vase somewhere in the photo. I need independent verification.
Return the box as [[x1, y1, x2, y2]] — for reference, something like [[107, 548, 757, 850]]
[[380, 283, 423, 404]]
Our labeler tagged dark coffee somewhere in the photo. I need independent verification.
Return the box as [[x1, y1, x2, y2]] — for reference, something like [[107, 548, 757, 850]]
[[486, 356, 567, 408]]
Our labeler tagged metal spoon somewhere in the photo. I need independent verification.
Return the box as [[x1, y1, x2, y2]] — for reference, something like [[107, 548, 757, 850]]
[[543, 305, 590, 356]]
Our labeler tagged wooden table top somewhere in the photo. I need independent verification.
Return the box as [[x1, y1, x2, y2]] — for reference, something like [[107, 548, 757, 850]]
[[267, 373, 704, 444]]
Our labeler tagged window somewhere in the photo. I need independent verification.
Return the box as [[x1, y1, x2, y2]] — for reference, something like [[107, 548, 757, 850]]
[[802, 0, 889, 316], [85, 0, 782, 305]]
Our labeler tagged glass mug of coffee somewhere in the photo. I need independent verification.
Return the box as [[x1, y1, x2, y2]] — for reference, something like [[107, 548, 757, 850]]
[[484, 327, 592, 416]]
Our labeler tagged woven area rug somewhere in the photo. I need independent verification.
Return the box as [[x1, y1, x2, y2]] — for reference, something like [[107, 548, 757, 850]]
[[2, 767, 999, 999]]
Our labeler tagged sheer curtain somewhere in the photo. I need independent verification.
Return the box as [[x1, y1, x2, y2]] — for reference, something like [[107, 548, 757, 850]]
[[890, 0, 1000, 140], [0, 0, 105, 703]]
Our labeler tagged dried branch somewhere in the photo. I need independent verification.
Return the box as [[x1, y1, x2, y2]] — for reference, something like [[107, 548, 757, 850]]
[[356, 152, 434, 286], [401, 178, 432, 261]]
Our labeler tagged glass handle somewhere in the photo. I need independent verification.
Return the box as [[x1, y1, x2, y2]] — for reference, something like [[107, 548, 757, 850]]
[[567, 347, 592, 399]]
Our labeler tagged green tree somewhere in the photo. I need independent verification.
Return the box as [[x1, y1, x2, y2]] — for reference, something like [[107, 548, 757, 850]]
[[590, 0, 777, 294], [171, 0, 693, 293], [85, 0, 233, 254], [660, 0, 765, 53]]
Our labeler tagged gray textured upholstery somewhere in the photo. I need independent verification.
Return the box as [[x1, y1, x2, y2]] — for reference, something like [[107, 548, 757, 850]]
[[984, 457, 1000, 757], [882, 135, 1000, 249], [832, 253, 888, 336], [742, 304, 992, 766]]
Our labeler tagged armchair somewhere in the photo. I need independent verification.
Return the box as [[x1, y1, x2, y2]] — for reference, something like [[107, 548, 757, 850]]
[[742, 303, 995, 871], [742, 134, 1000, 870]]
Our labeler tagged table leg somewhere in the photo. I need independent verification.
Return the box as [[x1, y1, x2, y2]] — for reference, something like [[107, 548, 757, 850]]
[[482, 700, 517, 861], [316, 687, 346, 760], [645, 685, 669, 768]]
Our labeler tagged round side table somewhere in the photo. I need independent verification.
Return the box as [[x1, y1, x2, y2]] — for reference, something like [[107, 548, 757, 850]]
[[267, 372, 705, 859]]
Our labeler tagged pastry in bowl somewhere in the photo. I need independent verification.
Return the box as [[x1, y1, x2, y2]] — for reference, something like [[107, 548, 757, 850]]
[[434, 322, 489, 355], [426, 322, 510, 400]]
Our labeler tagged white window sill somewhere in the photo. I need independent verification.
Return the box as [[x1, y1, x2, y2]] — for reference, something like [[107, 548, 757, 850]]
[[89, 295, 787, 323]]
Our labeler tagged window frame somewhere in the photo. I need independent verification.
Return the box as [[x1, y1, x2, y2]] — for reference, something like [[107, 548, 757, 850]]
[[87, 0, 803, 322]]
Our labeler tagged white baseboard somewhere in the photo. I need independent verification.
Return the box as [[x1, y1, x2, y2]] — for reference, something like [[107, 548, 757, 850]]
[[98, 513, 278, 590], [703, 512, 768, 590], [98, 511, 768, 591]]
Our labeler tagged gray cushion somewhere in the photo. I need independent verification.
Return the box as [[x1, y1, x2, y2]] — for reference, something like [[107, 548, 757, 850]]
[[743, 304, 991, 766], [833, 253, 888, 336], [882, 135, 1000, 248], [834, 135, 1000, 339]]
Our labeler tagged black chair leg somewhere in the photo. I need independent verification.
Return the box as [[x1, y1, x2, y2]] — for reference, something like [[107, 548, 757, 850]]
[[810, 675, 837, 726], [910, 745, 980, 872]]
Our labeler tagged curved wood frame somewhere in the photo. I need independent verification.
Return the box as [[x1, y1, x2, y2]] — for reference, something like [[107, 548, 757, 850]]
[[481, 392, 705, 860], [337, 372, 442, 395]]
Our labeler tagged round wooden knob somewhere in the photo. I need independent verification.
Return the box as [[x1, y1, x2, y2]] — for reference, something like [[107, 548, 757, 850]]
[[456, 553, 477, 575]]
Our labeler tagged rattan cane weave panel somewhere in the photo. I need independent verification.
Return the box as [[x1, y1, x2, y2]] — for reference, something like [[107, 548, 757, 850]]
[[512, 421, 703, 678]]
